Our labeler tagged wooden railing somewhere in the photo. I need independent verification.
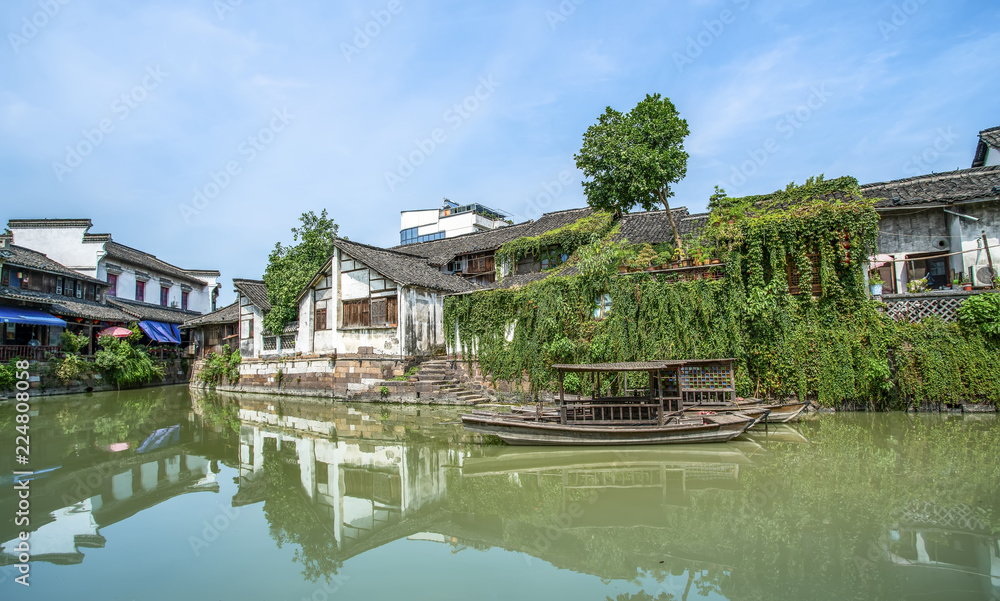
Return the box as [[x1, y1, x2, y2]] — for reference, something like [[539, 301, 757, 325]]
[[0, 345, 60, 362], [561, 402, 664, 425]]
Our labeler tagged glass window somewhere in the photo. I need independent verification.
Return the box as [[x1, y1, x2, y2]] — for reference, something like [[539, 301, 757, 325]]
[[593, 293, 613, 319], [136, 280, 145, 302], [107, 273, 117, 296], [181, 291, 189, 311], [160, 286, 169, 306]]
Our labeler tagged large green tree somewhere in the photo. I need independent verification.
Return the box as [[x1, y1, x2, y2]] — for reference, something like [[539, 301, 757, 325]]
[[263, 210, 340, 334], [574, 93, 690, 249]]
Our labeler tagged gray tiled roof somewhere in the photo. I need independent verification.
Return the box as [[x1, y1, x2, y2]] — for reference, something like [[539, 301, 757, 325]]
[[614, 208, 704, 245], [181, 302, 238, 328], [104, 241, 209, 286], [861, 166, 1000, 207], [973, 126, 1000, 168], [107, 297, 201, 325], [0, 286, 133, 322], [336, 239, 477, 293], [233, 278, 271, 312], [980, 126, 1000, 150], [0, 245, 107, 286], [392, 208, 594, 266]]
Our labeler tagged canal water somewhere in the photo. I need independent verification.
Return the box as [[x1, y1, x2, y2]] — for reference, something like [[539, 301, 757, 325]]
[[1, 385, 998, 601]]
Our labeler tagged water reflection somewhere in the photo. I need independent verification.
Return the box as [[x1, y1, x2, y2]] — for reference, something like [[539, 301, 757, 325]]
[[0, 387, 232, 569], [1, 388, 997, 601]]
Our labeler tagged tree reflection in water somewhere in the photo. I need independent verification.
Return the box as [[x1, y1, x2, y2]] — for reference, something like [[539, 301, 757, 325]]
[[221, 394, 999, 601]]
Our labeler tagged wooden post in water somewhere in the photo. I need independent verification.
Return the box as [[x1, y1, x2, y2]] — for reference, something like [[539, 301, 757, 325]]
[[656, 369, 665, 425], [559, 371, 566, 425]]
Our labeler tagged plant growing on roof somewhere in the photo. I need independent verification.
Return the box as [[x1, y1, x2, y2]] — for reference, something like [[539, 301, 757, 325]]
[[263, 210, 340, 334], [574, 93, 690, 250]]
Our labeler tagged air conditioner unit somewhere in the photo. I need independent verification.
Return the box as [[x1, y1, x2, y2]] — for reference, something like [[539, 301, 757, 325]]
[[170, 301, 179, 308]]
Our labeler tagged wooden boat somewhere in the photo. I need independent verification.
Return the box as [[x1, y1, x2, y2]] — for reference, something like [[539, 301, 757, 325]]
[[760, 402, 808, 423], [683, 400, 809, 424], [462, 359, 757, 446], [461, 411, 757, 446]]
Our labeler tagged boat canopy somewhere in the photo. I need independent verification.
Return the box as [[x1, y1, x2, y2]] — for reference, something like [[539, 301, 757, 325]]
[[551, 359, 736, 373]]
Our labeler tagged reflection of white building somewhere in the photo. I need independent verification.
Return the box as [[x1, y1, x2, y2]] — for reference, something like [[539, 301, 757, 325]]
[[0, 453, 218, 566], [238, 408, 464, 550]]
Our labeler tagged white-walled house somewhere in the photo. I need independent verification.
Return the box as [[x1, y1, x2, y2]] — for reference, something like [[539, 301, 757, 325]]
[[295, 239, 475, 357], [6, 219, 221, 315], [399, 199, 509, 245], [234, 278, 272, 358]]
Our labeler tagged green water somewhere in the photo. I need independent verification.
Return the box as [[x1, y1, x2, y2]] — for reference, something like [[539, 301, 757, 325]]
[[1, 385, 998, 601]]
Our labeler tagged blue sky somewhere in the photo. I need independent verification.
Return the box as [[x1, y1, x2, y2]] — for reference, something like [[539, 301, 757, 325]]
[[2, 0, 998, 304]]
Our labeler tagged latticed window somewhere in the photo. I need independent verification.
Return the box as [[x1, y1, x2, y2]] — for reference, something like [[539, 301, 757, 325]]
[[262, 336, 277, 351], [315, 307, 328, 330], [788, 254, 822, 296]]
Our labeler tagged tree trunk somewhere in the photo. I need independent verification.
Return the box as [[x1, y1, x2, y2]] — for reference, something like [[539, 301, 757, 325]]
[[658, 188, 683, 251]]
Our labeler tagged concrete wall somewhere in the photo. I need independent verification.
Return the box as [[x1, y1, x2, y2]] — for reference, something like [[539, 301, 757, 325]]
[[399, 287, 445, 356]]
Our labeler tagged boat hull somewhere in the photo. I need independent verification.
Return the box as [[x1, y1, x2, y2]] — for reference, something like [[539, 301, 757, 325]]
[[761, 402, 808, 423], [461, 415, 746, 446]]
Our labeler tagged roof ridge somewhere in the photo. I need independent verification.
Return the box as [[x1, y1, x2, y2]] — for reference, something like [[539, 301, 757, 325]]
[[861, 166, 1000, 189], [232, 277, 265, 284], [980, 125, 1000, 134], [336, 237, 430, 260]]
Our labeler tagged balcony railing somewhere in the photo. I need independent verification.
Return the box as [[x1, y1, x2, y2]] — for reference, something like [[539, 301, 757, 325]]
[[0, 345, 61, 362]]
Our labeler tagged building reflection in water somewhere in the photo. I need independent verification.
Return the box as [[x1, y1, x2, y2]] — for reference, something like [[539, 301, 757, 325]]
[[886, 502, 1000, 601]]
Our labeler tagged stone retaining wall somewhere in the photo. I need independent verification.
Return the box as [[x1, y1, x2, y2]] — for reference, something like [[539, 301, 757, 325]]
[[199, 352, 416, 401]]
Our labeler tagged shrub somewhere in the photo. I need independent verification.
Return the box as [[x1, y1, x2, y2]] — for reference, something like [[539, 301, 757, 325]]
[[60, 330, 90, 354], [957, 292, 1000, 338], [198, 344, 241, 386], [54, 353, 92, 383], [94, 336, 165, 388]]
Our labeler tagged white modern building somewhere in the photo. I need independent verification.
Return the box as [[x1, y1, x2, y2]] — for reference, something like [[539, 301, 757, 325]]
[[6, 219, 221, 316], [399, 199, 510, 245]]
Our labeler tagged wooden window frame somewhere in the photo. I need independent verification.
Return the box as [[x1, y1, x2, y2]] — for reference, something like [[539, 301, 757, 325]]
[[341, 295, 397, 329], [315, 307, 329, 331]]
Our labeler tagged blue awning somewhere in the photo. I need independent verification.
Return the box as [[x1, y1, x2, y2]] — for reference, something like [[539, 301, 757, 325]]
[[0, 306, 67, 327], [138, 320, 181, 344]]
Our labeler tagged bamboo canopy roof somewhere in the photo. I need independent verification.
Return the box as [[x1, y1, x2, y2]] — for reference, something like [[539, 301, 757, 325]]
[[551, 359, 735, 373]]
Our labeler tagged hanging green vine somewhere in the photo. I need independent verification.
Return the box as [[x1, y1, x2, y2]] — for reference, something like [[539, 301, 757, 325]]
[[494, 211, 616, 277], [445, 176, 999, 408]]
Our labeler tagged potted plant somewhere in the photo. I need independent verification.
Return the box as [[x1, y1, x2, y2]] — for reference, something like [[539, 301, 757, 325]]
[[869, 275, 884, 296], [906, 277, 928, 293]]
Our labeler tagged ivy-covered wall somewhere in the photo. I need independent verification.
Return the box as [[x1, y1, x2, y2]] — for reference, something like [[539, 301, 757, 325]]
[[445, 176, 1000, 408]]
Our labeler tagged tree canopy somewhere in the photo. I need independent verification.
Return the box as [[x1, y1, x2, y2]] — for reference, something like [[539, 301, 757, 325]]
[[574, 93, 690, 248], [263, 210, 340, 334]]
